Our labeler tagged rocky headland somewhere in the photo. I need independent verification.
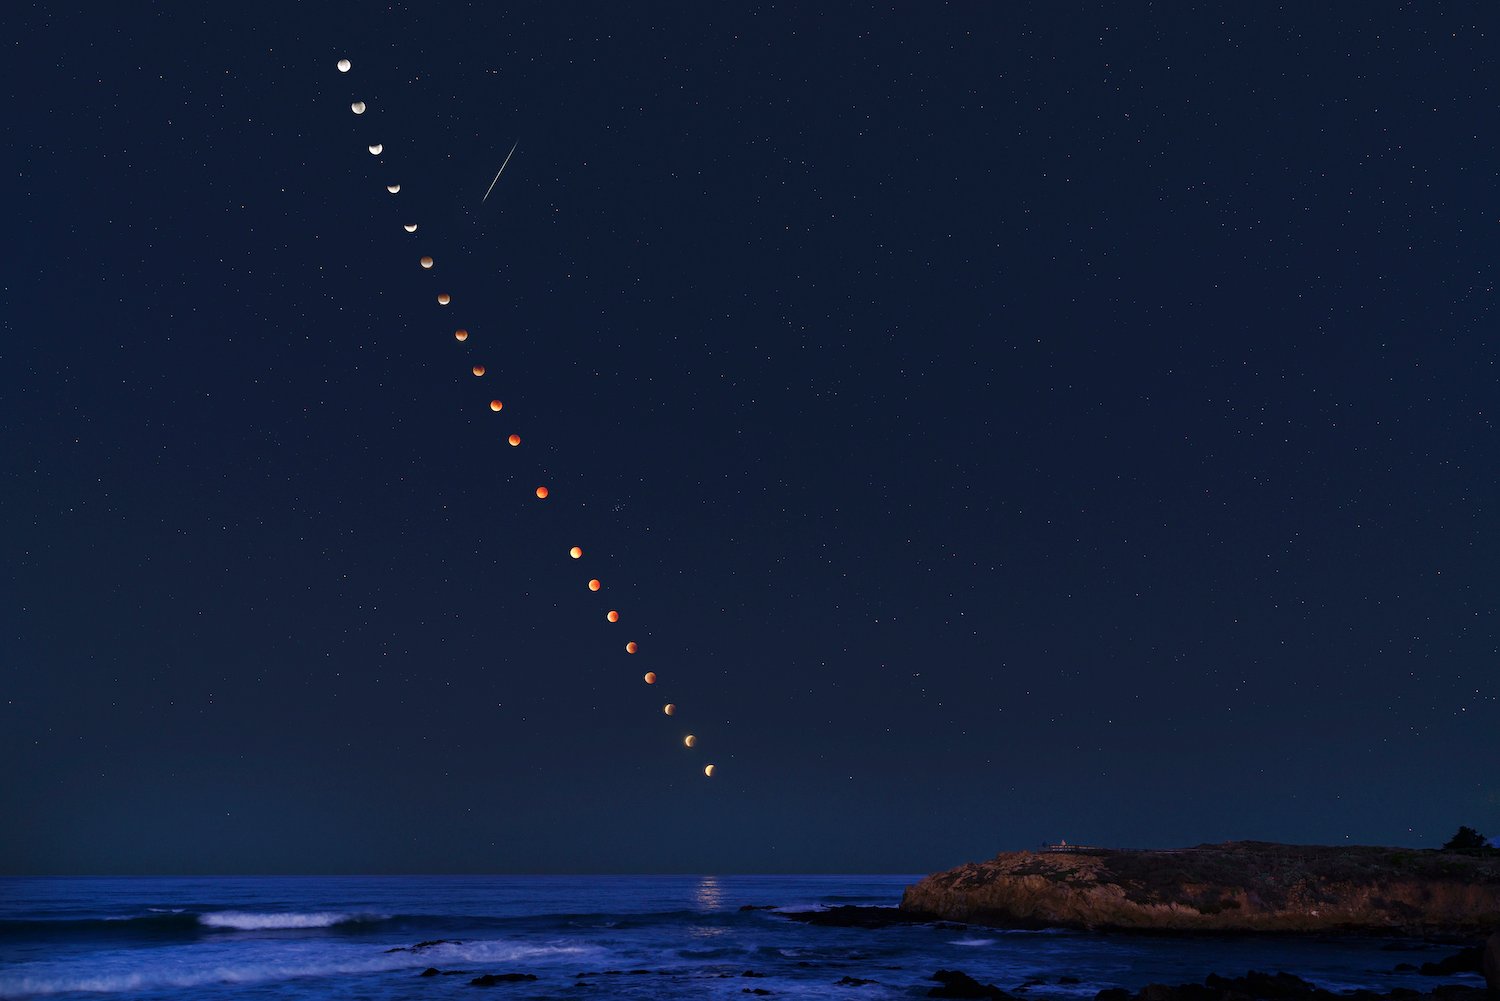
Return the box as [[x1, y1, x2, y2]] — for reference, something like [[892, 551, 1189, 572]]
[[899, 842, 1500, 935]]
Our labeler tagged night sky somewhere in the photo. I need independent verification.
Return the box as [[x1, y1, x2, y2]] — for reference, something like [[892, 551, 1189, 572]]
[[5, 4, 1497, 876]]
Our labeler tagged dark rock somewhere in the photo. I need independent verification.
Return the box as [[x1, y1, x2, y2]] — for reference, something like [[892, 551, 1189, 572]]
[[469, 973, 539, 986], [388, 939, 463, 953], [1059, 977, 1082, 985], [743, 971, 767, 978], [1138, 984, 1220, 1001], [781, 905, 940, 928], [1086, 969, 1491, 1001], [1419, 948, 1484, 976], [929, 969, 1015, 1000], [420, 968, 440, 977], [1394, 964, 1418, 972], [1484, 931, 1500, 991], [743, 990, 772, 997], [1204, 971, 1321, 1000], [1430, 987, 1488, 1001], [836, 976, 878, 986], [740, 904, 778, 911]]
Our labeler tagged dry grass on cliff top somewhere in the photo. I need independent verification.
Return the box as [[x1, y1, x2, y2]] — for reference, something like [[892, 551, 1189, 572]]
[[975, 842, 1500, 895]]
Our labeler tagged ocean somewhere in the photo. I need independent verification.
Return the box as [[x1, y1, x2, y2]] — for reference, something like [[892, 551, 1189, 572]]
[[0, 875, 1483, 999]]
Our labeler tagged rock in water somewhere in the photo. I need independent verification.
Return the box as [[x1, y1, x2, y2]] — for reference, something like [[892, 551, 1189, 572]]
[[1419, 948, 1483, 976], [929, 969, 1015, 999], [469, 972, 538, 986], [1483, 931, 1500, 991], [899, 842, 1500, 933]]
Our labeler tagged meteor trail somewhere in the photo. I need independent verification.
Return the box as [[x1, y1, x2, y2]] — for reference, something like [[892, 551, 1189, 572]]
[[482, 141, 519, 203]]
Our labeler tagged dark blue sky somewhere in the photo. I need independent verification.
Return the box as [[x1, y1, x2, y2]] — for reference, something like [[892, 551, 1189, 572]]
[[4, 4, 1496, 875]]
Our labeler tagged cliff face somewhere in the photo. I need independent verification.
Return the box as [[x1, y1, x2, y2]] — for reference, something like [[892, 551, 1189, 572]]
[[899, 842, 1500, 934]]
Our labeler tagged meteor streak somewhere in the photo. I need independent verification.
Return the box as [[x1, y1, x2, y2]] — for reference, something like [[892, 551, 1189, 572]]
[[482, 140, 520, 203]]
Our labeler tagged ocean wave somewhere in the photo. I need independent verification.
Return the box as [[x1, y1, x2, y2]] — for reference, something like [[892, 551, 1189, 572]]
[[0, 939, 595, 997], [198, 911, 386, 930]]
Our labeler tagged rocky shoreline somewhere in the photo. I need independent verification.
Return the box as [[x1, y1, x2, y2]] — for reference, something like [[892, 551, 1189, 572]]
[[392, 915, 1500, 997], [899, 842, 1500, 935], [406, 964, 1495, 999]]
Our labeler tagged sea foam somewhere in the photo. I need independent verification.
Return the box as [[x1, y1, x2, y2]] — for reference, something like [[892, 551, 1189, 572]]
[[197, 911, 380, 930]]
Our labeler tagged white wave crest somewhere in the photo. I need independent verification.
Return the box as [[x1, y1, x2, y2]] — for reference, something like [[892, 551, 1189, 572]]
[[198, 911, 379, 930]]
